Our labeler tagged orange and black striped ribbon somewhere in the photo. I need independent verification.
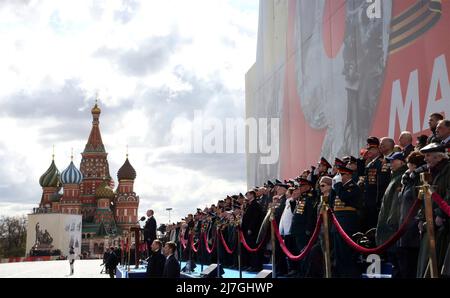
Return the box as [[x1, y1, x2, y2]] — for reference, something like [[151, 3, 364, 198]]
[[389, 0, 442, 54]]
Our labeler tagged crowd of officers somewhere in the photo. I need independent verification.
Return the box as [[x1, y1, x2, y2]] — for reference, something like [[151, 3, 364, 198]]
[[164, 114, 450, 278]]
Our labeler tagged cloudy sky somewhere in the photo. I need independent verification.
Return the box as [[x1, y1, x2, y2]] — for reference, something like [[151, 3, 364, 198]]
[[0, 0, 258, 224]]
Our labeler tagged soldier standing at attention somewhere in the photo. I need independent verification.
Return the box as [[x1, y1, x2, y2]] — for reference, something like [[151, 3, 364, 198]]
[[289, 178, 317, 277], [312, 157, 332, 192], [362, 137, 390, 232], [330, 165, 361, 278]]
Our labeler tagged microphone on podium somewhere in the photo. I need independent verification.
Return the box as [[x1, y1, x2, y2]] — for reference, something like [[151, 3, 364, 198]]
[[136, 216, 146, 224]]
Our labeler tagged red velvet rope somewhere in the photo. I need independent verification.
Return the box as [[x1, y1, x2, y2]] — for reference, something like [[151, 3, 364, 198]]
[[329, 198, 421, 254], [431, 191, 450, 217], [218, 229, 237, 254], [189, 232, 200, 253], [138, 243, 146, 252], [203, 231, 216, 254], [272, 215, 323, 261], [179, 231, 188, 250], [239, 229, 266, 252]]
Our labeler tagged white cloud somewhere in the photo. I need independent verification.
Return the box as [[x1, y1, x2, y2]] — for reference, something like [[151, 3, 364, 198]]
[[0, 0, 257, 223]]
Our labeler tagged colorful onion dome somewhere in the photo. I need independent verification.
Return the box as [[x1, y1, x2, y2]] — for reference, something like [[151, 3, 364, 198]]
[[117, 158, 136, 181], [39, 160, 61, 188], [95, 181, 115, 199], [61, 161, 83, 184]]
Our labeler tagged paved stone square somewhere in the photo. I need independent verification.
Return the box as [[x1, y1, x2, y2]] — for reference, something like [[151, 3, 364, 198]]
[[0, 259, 110, 278]]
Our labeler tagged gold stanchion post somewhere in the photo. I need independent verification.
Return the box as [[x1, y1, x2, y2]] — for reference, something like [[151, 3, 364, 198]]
[[419, 172, 438, 278], [321, 195, 332, 278], [237, 215, 242, 279], [216, 225, 221, 278], [270, 206, 276, 278]]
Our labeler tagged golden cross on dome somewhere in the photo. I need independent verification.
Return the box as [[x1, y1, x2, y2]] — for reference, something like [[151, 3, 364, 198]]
[[126, 144, 129, 159], [95, 91, 99, 105], [52, 145, 55, 161], [71, 148, 74, 161]]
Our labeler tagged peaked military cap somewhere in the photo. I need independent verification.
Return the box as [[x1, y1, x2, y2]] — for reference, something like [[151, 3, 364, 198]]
[[334, 158, 346, 167], [318, 157, 332, 168], [366, 136, 380, 149], [336, 165, 354, 175], [298, 178, 314, 187]]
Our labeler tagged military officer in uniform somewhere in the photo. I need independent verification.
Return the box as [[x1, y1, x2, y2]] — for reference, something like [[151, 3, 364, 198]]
[[331, 158, 346, 177], [343, 155, 359, 183], [289, 178, 318, 277], [273, 180, 289, 224], [330, 165, 361, 278], [312, 157, 332, 192], [362, 137, 391, 232], [260, 181, 274, 212]]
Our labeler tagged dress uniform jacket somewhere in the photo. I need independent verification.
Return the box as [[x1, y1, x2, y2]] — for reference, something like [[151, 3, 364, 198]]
[[363, 156, 391, 230], [330, 179, 362, 278], [290, 192, 317, 245]]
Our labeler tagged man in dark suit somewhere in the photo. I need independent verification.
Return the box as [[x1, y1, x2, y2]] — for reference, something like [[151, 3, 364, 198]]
[[163, 241, 180, 278], [426, 112, 444, 144], [144, 210, 157, 256], [241, 190, 264, 272], [399, 131, 414, 158], [272, 181, 288, 276], [436, 119, 450, 151], [146, 240, 165, 278], [105, 246, 119, 278]]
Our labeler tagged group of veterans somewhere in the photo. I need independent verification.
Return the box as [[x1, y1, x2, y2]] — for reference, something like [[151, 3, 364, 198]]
[[163, 114, 450, 278]]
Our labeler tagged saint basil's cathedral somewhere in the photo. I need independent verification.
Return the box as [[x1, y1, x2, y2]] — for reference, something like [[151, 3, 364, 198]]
[[36, 101, 140, 256]]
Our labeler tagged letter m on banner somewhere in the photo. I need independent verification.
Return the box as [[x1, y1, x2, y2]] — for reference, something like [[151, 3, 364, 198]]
[[389, 69, 421, 138]]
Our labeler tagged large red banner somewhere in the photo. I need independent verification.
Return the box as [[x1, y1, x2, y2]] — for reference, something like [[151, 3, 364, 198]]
[[275, 0, 450, 181]]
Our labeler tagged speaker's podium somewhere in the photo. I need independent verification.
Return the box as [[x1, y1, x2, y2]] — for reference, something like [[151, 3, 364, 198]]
[[200, 264, 225, 278]]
